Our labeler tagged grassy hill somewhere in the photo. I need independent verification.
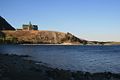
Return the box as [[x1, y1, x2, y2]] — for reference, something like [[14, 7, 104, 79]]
[[0, 30, 87, 44]]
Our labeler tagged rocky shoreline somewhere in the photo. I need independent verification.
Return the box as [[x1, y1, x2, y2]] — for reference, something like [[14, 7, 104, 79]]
[[0, 53, 120, 80]]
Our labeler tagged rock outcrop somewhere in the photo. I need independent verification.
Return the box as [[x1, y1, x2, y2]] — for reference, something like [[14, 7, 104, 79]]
[[0, 16, 15, 30], [1, 30, 87, 44]]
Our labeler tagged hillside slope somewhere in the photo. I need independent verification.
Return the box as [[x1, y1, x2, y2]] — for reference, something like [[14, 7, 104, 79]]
[[0, 16, 15, 30], [1, 30, 86, 44]]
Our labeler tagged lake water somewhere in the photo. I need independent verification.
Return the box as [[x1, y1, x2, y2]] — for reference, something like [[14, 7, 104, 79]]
[[0, 45, 120, 73]]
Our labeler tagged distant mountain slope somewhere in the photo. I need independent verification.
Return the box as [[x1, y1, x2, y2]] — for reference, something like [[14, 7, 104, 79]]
[[1, 30, 87, 44], [0, 16, 15, 30]]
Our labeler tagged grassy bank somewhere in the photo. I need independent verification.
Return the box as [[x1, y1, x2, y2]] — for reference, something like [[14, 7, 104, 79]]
[[0, 53, 120, 80]]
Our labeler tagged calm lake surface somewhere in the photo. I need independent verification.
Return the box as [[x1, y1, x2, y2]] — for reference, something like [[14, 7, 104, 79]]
[[0, 45, 120, 73]]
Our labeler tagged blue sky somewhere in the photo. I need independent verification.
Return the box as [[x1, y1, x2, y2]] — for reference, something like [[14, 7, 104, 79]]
[[0, 0, 120, 41]]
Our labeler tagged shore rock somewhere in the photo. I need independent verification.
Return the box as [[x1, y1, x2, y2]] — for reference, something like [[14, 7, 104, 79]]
[[0, 53, 120, 80]]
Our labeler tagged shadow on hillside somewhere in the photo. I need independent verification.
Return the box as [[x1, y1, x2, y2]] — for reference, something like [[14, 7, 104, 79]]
[[0, 31, 6, 43]]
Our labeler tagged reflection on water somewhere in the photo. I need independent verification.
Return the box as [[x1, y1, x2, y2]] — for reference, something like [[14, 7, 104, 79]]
[[0, 45, 120, 73]]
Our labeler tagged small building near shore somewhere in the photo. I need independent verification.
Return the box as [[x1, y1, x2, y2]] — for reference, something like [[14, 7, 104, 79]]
[[16, 22, 38, 31], [22, 22, 38, 30]]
